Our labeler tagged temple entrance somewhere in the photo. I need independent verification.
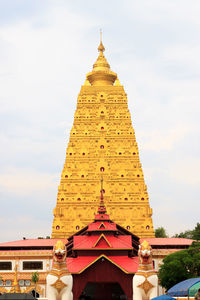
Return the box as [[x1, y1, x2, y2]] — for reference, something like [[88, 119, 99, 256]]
[[73, 257, 133, 299], [79, 282, 128, 300]]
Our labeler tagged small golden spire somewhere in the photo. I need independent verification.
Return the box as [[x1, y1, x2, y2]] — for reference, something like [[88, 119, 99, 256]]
[[84, 79, 90, 86], [97, 177, 107, 215], [114, 77, 121, 86], [86, 31, 117, 86], [100, 176, 104, 201], [98, 29, 105, 53], [101, 176, 103, 190]]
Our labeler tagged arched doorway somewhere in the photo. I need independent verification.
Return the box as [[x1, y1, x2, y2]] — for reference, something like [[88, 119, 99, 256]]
[[79, 282, 128, 300]]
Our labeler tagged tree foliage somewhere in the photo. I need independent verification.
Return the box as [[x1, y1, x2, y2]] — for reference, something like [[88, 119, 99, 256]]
[[31, 272, 39, 284], [173, 222, 200, 240], [173, 230, 193, 239], [155, 227, 168, 238], [159, 242, 200, 290], [193, 223, 200, 240], [31, 272, 39, 298]]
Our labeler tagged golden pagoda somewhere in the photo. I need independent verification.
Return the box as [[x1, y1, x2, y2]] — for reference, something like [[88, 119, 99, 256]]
[[52, 37, 155, 238]]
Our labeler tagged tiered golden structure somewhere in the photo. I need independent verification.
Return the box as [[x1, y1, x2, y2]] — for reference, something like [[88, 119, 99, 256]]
[[52, 38, 154, 238]]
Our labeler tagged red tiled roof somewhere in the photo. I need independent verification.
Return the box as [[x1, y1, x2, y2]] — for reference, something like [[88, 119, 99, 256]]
[[140, 238, 194, 246], [0, 239, 68, 247], [73, 235, 132, 249], [94, 213, 110, 220], [0, 249, 52, 253], [88, 221, 117, 231], [67, 255, 138, 274]]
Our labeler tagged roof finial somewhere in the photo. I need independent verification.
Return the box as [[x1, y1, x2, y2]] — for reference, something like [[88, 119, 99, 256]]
[[87, 31, 117, 86], [100, 176, 104, 201], [98, 29, 105, 53], [100, 28, 102, 43], [97, 176, 107, 215], [94, 177, 109, 220]]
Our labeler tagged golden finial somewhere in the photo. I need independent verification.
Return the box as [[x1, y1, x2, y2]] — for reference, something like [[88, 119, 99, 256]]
[[98, 29, 105, 53], [98, 176, 107, 214], [86, 31, 117, 86], [84, 79, 90, 86], [114, 77, 121, 86], [100, 176, 104, 201], [101, 176, 103, 190]]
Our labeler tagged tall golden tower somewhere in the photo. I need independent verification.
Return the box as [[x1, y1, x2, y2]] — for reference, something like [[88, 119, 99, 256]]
[[52, 38, 155, 238]]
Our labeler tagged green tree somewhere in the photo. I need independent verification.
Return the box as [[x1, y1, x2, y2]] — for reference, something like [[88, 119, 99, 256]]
[[155, 227, 168, 238], [193, 223, 200, 240], [173, 230, 193, 239], [159, 242, 200, 290], [31, 272, 39, 297], [173, 223, 200, 240]]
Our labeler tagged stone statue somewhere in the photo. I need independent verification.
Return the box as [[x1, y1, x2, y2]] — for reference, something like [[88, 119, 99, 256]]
[[133, 240, 158, 300], [47, 240, 73, 300]]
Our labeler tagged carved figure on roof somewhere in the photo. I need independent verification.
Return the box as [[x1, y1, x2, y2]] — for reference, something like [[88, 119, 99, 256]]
[[47, 240, 73, 300], [133, 240, 158, 300]]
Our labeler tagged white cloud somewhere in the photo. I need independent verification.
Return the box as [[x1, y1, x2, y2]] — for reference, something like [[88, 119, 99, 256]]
[[0, 216, 51, 242], [170, 159, 200, 185], [0, 167, 59, 196], [138, 126, 189, 151], [126, 0, 200, 25]]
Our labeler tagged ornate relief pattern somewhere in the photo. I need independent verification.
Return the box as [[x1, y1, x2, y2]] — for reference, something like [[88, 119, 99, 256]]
[[137, 278, 154, 295], [50, 279, 67, 293]]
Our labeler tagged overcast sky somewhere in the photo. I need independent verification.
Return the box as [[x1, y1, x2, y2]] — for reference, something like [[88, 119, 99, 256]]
[[0, 0, 199, 242]]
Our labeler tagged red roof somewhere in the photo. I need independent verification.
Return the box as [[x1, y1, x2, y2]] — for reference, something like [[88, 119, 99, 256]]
[[94, 213, 110, 220], [0, 249, 52, 253], [67, 255, 138, 274], [140, 238, 194, 246], [73, 235, 132, 250], [88, 221, 117, 231], [0, 239, 67, 247]]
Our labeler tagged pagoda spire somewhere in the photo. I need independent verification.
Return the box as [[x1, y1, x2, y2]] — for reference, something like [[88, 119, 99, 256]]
[[98, 29, 105, 53], [94, 177, 109, 221], [100, 177, 106, 208], [86, 33, 117, 86], [98, 177, 107, 215], [52, 37, 155, 239]]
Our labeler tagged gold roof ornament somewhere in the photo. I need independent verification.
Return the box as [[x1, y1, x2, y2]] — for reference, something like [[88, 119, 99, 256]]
[[84, 79, 90, 86], [87, 31, 117, 86], [114, 77, 121, 86]]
